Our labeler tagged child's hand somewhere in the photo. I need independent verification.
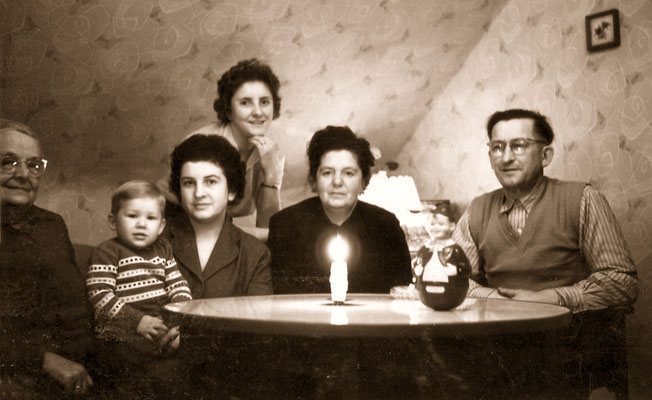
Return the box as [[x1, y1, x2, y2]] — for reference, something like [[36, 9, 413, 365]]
[[136, 315, 169, 342], [158, 325, 181, 353]]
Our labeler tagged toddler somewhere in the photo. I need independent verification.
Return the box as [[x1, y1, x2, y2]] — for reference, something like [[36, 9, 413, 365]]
[[86, 180, 192, 357]]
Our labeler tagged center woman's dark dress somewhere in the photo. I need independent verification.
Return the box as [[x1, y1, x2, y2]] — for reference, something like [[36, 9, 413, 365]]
[[268, 197, 411, 294], [266, 197, 416, 398]]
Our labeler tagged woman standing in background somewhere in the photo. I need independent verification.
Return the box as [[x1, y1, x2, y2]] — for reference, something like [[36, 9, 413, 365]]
[[161, 58, 285, 242]]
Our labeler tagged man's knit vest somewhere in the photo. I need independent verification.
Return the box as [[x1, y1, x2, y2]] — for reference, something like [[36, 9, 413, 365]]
[[468, 178, 589, 290]]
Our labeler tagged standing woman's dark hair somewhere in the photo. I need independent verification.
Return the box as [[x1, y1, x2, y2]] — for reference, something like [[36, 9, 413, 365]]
[[213, 58, 282, 124], [168, 134, 246, 206], [306, 125, 375, 190]]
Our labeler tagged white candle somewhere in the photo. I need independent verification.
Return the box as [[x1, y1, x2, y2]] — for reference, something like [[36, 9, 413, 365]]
[[328, 234, 349, 303]]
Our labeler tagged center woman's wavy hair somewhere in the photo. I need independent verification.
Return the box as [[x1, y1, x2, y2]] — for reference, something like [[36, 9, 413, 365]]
[[169, 134, 246, 206], [213, 58, 282, 124], [306, 126, 375, 190]]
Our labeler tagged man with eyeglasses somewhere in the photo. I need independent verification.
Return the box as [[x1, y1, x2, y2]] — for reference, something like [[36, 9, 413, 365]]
[[430, 109, 638, 399], [0, 119, 94, 397], [455, 108, 637, 316]]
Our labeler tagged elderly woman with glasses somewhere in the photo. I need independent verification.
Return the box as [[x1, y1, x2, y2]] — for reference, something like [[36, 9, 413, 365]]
[[0, 119, 94, 396]]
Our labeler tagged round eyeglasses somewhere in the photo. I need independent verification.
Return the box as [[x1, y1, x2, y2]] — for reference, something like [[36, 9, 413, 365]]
[[487, 138, 547, 157], [0, 156, 48, 177]]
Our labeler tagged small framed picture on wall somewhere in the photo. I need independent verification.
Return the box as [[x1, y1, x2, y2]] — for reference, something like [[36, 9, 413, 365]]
[[585, 9, 620, 52]]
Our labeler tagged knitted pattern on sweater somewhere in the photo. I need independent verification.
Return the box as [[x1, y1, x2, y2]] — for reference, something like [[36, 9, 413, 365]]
[[86, 237, 192, 341]]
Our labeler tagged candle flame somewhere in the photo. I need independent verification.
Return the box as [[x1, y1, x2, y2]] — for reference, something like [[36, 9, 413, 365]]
[[328, 234, 349, 262]]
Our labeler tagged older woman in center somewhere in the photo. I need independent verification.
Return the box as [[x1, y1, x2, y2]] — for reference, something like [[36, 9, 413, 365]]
[[268, 125, 411, 294], [164, 134, 272, 298]]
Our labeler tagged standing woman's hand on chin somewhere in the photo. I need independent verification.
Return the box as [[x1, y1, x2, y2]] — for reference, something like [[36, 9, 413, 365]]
[[249, 136, 285, 186]]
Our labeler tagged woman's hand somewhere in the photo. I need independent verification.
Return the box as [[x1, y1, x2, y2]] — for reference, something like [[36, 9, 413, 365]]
[[42, 351, 93, 395], [136, 315, 169, 342], [249, 136, 284, 186]]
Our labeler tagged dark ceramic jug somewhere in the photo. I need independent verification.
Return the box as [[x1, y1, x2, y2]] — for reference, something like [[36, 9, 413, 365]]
[[412, 241, 471, 310]]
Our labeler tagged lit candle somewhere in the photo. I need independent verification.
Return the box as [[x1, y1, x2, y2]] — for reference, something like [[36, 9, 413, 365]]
[[328, 234, 349, 304]]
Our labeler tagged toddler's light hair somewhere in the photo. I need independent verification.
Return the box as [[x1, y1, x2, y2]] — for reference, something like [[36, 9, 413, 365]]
[[110, 180, 165, 215]]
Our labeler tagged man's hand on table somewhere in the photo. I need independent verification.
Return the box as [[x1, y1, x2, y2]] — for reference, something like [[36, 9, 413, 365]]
[[496, 287, 561, 305], [42, 351, 93, 395]]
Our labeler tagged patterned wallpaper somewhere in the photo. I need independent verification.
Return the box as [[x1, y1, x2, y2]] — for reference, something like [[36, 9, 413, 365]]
[[0, 0, 507, 244], [394, 0, 652, 397], [2, 0, 651, 395]]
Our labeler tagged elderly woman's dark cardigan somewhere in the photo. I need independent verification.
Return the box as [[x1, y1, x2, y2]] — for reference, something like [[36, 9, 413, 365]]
[[0, 205, 93, 372]]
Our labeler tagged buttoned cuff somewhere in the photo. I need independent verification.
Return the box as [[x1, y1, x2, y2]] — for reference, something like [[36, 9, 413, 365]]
[[555, 286, 585, 313], [467, 286, 498, 299]]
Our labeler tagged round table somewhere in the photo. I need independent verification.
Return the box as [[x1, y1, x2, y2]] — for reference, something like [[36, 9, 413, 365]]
[[163, 293, 571, 338]]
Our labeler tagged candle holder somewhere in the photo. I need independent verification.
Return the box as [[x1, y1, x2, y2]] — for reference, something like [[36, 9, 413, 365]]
[[328, 235, 349, 305]]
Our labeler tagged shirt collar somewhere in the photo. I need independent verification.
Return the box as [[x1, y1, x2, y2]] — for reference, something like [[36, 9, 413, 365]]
[[500, 176, 546, 215]]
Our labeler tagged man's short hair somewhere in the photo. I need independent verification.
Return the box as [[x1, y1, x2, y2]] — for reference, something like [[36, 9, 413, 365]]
[[111, 180, 165, 215], [486, 109, 555, 144]]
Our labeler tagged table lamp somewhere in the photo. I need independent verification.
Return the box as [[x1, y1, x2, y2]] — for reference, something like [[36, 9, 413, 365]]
[[328, 234, 349, 304]]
